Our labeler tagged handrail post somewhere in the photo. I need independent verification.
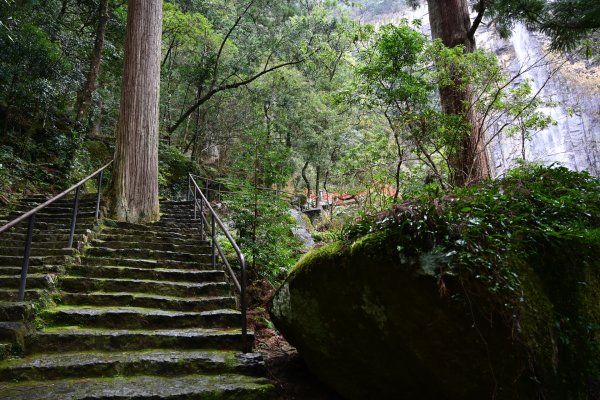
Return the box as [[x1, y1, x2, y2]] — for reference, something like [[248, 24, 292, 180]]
[[211, 214, 216, 269], [193, 186, 197, 220], [187, 175, 191, 201], [18, 214, 36, 302], [68, 186, 81, 248], [205, 180, 209, 202], [199, 194, 204, 240], [241, 260, 248, 352], [95, 170, 104, 221]]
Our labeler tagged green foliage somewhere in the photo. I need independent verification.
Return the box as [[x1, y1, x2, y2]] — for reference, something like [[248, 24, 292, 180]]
[[158, 142, 201, 198], [222, 182, 303, 282], [350, 22, 556, 186], [342, 165, 600, 394]]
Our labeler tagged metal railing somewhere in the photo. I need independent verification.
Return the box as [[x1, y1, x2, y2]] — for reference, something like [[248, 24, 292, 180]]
[[187, 174, 249, 353], [0, 161, 113, 301]]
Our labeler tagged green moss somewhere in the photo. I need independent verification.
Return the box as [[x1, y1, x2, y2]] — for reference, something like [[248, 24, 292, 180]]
[[282, 165, 600, 398]]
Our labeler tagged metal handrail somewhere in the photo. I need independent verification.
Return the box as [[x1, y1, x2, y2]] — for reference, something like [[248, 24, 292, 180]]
[[188, 174, 249, 353], [0, 161, 113, 301]]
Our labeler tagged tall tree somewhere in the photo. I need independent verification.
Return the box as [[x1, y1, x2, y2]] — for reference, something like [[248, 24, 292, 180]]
[[427, 0, 490, 186], [76, 0, 109, 124], [109, 0, 162, 223]]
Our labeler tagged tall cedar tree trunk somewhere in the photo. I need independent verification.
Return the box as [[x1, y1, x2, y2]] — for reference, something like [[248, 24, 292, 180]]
[[427, 0, 490, 186], [109, 0, 162, 223], [76, 0, 109, 123]]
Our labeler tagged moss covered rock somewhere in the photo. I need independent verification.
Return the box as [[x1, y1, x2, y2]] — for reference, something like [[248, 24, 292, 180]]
[[269, 166, 600, 399]]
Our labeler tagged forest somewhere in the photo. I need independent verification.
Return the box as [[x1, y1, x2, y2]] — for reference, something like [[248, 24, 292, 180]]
[[0, 0, 599, 399]]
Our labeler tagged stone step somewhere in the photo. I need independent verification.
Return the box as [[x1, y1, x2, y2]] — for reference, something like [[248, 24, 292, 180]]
[[65, 265, 225, 283], [60, 292, 237, 312], [4, 222, 96, 232], [2, 225, 92, 235], [96, 232, 205, 244], [0, 265, 64, 276], [7, 212, 96, 221], [26, 327, 252, 353], [85, 247, 211, 263], [80, 256, 214, 270], [0, 232, 88, 243], [1, 240, 83, 249], [90, 240, 210, 254], [0, 321, 28, 345], [0, 289, 46, 302], [0, 247, 75, 257], [100, 225, 202, 236], [0, 255, 69, 267], [0, 373, 274, 399], [0, 302, 34, 322], [0, 349, 266, 382], [160, 200, 194, 206], [43, 306, 240, 330], [0, 274, 56, 290], [58, 276, 230, 297], [95, 234, 206, 247], [153, 220, 205, 229]]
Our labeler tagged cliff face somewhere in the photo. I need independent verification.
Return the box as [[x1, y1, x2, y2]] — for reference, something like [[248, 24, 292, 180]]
[[480, 23, 600, 177], [352, 1, 600, 177]]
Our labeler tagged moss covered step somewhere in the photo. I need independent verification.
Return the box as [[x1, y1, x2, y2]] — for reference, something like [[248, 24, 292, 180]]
[[90, 240, 210, 254], [1, 239, 83, 249], [0, 349, 266, 382], [26, 327, 252, 353], [101, 226, 203, 236], [6, 213, 96, 223], [96, 234, 207, 247], [0, 302, 34, 322], [0, 265, 64, 276], [0, 372, 275, 399], [9, 205, 97, 215], [0, 232, 88, 243], [0, 321, 28, 346], [1, 227, 92, 236], [85, 247, 212, 263], [0, 274, 57, 290], [0, 289, 47, 302], [59, 276, 230, 297], [42, 306, 240, 329], [60, 292, 237, 311], [0, 247, 75, 257], [65, 265, 225, 283], [80, 256, 213, 270], [0, 255, 68, 267]]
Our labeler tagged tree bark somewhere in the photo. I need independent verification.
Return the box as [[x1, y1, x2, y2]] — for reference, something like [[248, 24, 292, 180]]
[[315, 165, 321, 208], [109, 0, 162, 223], [76, 0, 109, 124], [427, 0, 490, 186], [301, 161, 311, 208]]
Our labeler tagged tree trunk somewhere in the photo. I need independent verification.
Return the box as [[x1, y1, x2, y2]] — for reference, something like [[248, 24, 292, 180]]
[[301, 161, 311, 208], [427, 0, 490, 186], [76, 0, 109, 124], [315, 165, 321, 208], [109, 0, 162, 223]]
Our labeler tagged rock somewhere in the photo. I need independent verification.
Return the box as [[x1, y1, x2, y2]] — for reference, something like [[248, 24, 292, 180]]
[[269, 228, 600, 399]]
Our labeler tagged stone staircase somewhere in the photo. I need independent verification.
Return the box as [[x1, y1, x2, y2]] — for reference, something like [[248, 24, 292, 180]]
[[0, 199, 275, 399], [0, 194, 99, 358]]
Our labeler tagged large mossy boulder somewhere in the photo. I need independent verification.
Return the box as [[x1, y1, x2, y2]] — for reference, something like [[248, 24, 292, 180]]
[[269, 166, 600, 400]]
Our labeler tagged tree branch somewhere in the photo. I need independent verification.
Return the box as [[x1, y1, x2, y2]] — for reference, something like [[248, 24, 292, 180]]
[[167, 59, 305, 133]]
